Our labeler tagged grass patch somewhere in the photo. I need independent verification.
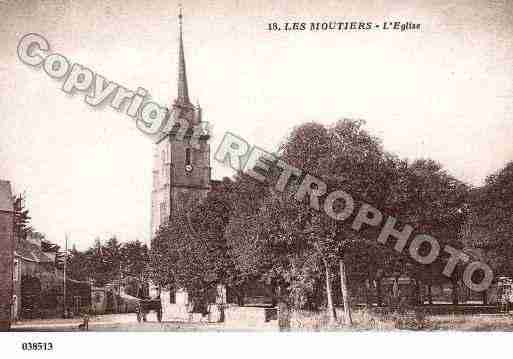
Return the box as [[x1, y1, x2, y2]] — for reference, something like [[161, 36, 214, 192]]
[[289, 308, 513, 331]]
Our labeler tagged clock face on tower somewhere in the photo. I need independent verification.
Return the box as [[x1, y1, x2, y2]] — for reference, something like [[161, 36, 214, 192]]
[[185, 164, 193, 173]]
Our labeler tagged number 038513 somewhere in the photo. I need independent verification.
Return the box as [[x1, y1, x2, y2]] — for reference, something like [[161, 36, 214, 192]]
[[21, 342, 53, 351]]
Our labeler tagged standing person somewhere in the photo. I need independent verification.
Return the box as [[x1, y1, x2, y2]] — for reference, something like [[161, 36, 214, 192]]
[[278, 301, 291, 332]]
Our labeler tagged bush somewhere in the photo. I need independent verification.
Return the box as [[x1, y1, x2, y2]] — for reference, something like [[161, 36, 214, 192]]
[[390, 298, 427, 330], [351, 308, 396, 330]]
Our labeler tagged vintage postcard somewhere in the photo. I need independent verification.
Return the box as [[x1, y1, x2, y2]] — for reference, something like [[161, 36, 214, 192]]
[[1, 0, 513, 357]]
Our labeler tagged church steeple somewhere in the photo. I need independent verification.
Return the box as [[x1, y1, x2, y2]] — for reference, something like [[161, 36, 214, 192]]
[[175, 6, 192, 108], [151, 5, 210, 238]]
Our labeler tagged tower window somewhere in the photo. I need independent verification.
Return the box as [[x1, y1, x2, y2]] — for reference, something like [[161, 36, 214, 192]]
[[160, 202, 167, 224], [13, 259, 19, 282], [185, 148, 191, 165], [163, 166, 169, 182], [153, 172, 159, 188]]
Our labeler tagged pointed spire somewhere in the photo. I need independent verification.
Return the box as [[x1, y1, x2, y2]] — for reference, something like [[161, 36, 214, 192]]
[[176, 4, 192, 107]]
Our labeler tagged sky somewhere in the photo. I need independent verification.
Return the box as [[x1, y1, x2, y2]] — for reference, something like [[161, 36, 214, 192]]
[[0, 0, 512, 250]]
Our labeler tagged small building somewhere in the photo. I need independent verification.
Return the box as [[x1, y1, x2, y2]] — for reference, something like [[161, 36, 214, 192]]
[[13, 233, 58, 320], [0, 180, 14, 330], [13, 233, 92, 319], [91, 287, 107, 314], [91, 280, 139, 315]]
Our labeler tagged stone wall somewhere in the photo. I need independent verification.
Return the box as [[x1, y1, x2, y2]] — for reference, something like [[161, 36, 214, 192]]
[[224, 306, 268, 327], [159, 288, 229, 323], [160, 289, 190, 321], [0, 210, 14, 330]]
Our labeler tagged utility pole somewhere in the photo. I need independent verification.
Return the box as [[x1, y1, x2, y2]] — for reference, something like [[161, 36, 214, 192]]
[[339, 258, 353, 326], [119, 262, 123, 295], [63, 233, 68, 318]]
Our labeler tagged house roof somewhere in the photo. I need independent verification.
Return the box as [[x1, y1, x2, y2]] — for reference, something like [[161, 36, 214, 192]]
[[0, 180, 13, 212], [15, 238, 55, 263]]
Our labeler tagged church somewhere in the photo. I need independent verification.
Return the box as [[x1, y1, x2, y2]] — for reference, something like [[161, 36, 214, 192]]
[[151, 10, 218, 238], [149, 10, 277, 324], [149, 9, 223, 318]]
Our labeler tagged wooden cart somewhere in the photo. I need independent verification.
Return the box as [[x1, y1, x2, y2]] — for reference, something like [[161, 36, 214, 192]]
[[136, 298, 162, 323]]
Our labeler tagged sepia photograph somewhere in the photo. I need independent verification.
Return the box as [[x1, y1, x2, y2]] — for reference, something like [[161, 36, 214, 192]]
[[1, 0, 513, 357]]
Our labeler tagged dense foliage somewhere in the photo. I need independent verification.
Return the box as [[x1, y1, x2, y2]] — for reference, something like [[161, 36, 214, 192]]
[[67, 237, 149, 287], [149, 119, 511, 320]]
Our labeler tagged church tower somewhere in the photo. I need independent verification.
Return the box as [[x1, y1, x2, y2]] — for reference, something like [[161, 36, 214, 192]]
[[151, 8, 211, 236]]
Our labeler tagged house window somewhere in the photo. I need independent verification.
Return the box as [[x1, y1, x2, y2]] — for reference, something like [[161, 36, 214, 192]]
[[185, 148, 191, 165], [13, 259, 19, 282]]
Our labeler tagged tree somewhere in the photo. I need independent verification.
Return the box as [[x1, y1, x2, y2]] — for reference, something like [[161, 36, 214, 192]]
[[120, 240, 149, 279], [471, 161, 513, 245], [226, 119, 399, 324], [462, 161, 513, 301], [40, 237, 67, 270], [245, 119, 468, 318], [395, 159, 469, 304], [67, 237, 150, 287], [13, 193, 32, 240], [67, 245, 92, 282], [222, 169, 280, 305], [150, 178, 240, 309], [278, 119, 400, 324]]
